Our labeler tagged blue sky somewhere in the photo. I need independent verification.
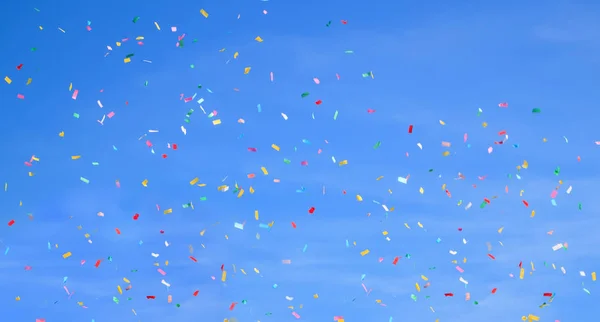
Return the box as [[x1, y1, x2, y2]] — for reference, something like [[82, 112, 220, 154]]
[[1, 0, 599, 321]]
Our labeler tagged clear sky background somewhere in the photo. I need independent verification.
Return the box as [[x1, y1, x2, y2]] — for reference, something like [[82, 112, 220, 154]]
[[1, 0, 599, 321]]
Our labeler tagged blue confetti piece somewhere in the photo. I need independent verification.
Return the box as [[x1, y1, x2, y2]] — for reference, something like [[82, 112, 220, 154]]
[[361, 274, 366, 281], [259, 223, 270, 229], [302, 244, 308, 252], [257, 104, 261, 112], [113, 145, 118, 151], [138, 240, 143, 245], [345, 240, 349, 248], [272, 284, 278, 289], [47, 242, 51, 250], [551, 199, 557, 206], [302, 139, 311, 144], [63, 276, 68, 283], [4, 246, 9, 255], [389, 317, 393, 322], [206, 88, 213, 93]]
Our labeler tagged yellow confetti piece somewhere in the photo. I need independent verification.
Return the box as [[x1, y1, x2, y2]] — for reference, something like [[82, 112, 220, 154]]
[[32, 156, 39, 162], [200, 229, 206, 236], [62, 252, 72, 259], [376, 176, 384, 180], [356, 195, 363, 201], [255, 36, 263, 42], [522, 160, 529, 169], [404, 223, 411, 229], [442, 151, 450, 156], [339, 160, 348, 166], [15, 296, 20, 301], [482, 122, 488, 128], [221, 270, 227, 281], [244, 67, 251, 74], [271, 144, 280, 151], [421, 275, 428, 281], [382, 231, 388, 235], [419, 187, 424, 194], [241, 269, 247, 275], [237, 189, 244, 198], [123, 278, 130, 283], [163, 208, 173, 215], [234, 52, 239, 59], [69, 83, 73, 91], [142, 179, 148, 187], [254, 267, 260, 274], [415, 283, 421, 292], [117, 285, 123, 294], [26, 78, 32, 85], [71, 155, 81, 160], [135, 36, 144, 40], [261, 167, 269, 175], [200, 9, 209, 18], [249, 186, 255, 194], [190, 177, 199, 185], [28, 172, 34, 177], [4, 76, 12, 84], [217, 185, 228, 191], [592, 272, 596, 281], [154, 22, 160, 30], [254, 210, 259, 220], [360, 249, 370, 256], [212, 119, 221, 125], [124, 57, 131, 63], [498, 226, 504, 234], [530, 210, 535, 218], [313, 293, 319, 299], [59, 131, 64, 137], [439, 120, 445, 125]]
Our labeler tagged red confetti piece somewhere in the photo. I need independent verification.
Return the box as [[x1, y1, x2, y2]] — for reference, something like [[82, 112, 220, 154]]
[[133, 213, 140, 220], [498, 102, 508, 107], [518, 261, 522, 268], [247, 147, 257, 152], [115, 228, 121, 234], [522, 200, 529, 207], [444, 293, 454, 297], [315, 100, 322, 105], [17, 94, 25, 99], [367, 109, 376, 113], [94, 260, 101, 268], [146, 296, 156, 299], [488, 254, 496, 260], [229, 302, 238, 310], [16, 64, 23, 70], [291, 222, 297, 228], [189, 256, 198, 262], [392, 256, 399, 265], [172, 144, 178, 150], [491, 288, 498, 294], [193, 290, 199, 296], [162, 154, 168, 158], [220, 264, 224, 271], [498, 130, 507, 136], [408, 125, 413, 133], [341, 20, 348, 24], [8, 219, 15, 226], [458, 228, 463, 231], [543, 293, 553, 297], [308, 207, 315, 214]]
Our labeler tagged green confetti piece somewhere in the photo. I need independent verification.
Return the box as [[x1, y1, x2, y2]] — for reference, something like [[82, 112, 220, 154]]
[[410, 294, 417, 301], [532, 108, 541, 113], [200, 196, 207, 201], [34, 8, 40, 12], [73, 113, 80, 118], [112, 296, 119, 304], [480, 201, 486, 208], [373, 141, 381, 149], [144, 81, 148, 86], [578, 203, 582, 210], [301, 92, 310, 98], [474, 301, 479, 305], [333, 110, 339, 120], [242, 300, 248, 304], [80, 177, 89, 184], [554, 166, 560, 176], [190, 64, 195, 68], [283, 158, 291, 164], [428, 169, 434, 172], [176, 304, 181, 307], [197, 84, 202, 88], [178, 40, 184, 47], [193, 39, 198, 43], [133, 16, 140, 23], [31, 48, 37, 52], [326, 21, 332, 27], [126, 53, 134, 58], [344, 50, 354, 54], [91, 162, 99, 166]]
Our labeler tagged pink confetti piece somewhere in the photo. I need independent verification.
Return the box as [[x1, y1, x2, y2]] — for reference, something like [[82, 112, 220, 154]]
[[157, 268, 167, 276], [291, 312, 301, 319], [550, 190, 558, 198], [36, 319, 46, 322], [63, 286, 70, 295], [24, 265, 32, 270], [498, 102, 508, 107], [80, 260, 86, 265], [17, 94, 25, 99], [171, 26, 177, 32], [464, 133, 468, 142], [86, 26, 92, 31], [300, 160, 308, 166], [334, 317, 344, 321], [107, 111, 115, 118], [367, 109, 376, 113], [336, 73, 340, 80], [72, 89, 79, 100], [270, 72, 274, 82], [378, 257, 384, 262], [456, 266, 464, 273], [487, 147, 493, 154], [313, 77, 320, 84]]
